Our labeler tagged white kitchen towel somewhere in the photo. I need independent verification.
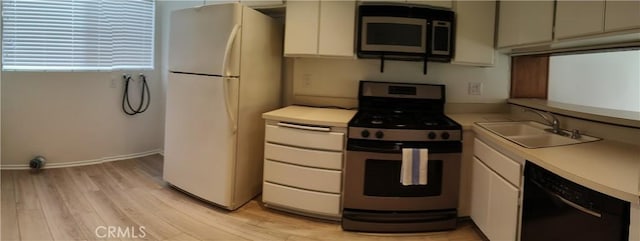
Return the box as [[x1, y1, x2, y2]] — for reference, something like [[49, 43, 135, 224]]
[[401, 148, 428, 186]]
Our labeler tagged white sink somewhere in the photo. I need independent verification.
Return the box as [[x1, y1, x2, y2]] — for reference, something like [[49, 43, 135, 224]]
[[476, 121, 601, 148], [477, 121, 546, 136]]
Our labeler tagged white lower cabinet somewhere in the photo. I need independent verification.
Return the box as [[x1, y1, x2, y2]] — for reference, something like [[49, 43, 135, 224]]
[[262, 182, 341, 217], [470, 157, 491, 233], [471, 138, 522, 241], [264, 160, 341, 193], [262, 120, 347, 220]]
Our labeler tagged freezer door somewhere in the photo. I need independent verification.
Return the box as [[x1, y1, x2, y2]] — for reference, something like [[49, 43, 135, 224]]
[[168, 3, 241, 76], [163, 73, 239, 207]]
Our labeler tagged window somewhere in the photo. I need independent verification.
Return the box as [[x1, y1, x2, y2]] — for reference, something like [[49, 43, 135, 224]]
[[2, 0, 155, 71], [548, 49, 640, 113]]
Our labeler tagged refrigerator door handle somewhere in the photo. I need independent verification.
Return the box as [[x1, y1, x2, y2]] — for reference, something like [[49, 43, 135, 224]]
[[223, 77, 238, 133], [222, 24, 241, 77]]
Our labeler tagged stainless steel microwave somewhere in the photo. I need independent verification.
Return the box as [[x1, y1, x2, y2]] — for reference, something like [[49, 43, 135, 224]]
[[357, 5, 455, 62]]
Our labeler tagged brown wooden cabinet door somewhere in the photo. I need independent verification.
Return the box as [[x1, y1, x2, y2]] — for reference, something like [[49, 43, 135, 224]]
[[510, 55, 549, 99]]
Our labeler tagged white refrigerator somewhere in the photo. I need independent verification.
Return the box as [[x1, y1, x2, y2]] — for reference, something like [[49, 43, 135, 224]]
[[164, 3, 283, 210]]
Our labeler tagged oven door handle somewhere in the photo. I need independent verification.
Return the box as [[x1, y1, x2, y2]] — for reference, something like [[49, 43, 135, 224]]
[[348, 144, 400, 153], [531, 180, 602, 218], [343, 210, 457, 223]]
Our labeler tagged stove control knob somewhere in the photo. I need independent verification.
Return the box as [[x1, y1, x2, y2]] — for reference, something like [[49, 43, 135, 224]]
[[375, 131, 384, 139], [361, 130, 370, 138], [428, 132, 437, 140], [441, 132, 450, 140]]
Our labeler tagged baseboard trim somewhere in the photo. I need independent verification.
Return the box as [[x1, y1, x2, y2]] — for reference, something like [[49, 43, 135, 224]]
[[0, 149, 161, 170]]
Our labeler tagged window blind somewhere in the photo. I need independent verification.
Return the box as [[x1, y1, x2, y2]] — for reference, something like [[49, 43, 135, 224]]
[[2, 0, 155, 71]]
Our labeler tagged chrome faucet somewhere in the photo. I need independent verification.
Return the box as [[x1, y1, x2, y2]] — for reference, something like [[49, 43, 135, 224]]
[[523, 108, 565, 135]]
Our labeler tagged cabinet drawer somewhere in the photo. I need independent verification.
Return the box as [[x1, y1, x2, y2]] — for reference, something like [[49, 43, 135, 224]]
[[264, 143, 342, 170], [265, 124, 344, 151], [263, 182, 341, 217], [264, 160, 341, 193], [474, 138, 522, 187]]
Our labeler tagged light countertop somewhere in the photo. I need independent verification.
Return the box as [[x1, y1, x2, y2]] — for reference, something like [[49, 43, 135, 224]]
[[508, 98, 640, 128], [267, 108, 640, 204], [262, 105, 357, 127], [465, 114, 640, 205]]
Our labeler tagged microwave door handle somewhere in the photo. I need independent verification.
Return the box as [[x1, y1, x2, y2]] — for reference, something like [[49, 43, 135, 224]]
[[423, 34, 428, 75], [423, 58, 427, 75]]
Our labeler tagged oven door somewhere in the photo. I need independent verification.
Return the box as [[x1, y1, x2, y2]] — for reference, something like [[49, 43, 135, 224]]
[[360, 16, 427, 54], [343, 148, 461, 211]]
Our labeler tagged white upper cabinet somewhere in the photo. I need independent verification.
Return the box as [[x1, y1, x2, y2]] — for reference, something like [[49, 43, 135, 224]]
[[554, 0, 639, 40], [492, 0, 638, 52], [497, 1, 554, 48], [318, 1, 356, 57], [452, 0, 496, 66], [284, 0, 356, 58], [284, 1, 319, 56], [605, 1, 640, 32], [555, 1, 605, 40]]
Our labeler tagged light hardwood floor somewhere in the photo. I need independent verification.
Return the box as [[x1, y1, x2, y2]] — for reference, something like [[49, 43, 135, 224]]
[[1, 155, 483, 241]]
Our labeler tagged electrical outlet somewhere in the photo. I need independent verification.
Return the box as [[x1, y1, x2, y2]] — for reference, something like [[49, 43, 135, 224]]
[[110, 78, 117, 88], [302, 74, 312, 88], [468, 82, 482, 96]]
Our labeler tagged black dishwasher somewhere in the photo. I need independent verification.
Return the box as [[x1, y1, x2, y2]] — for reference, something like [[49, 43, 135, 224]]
[[522, 162, 630, 241]]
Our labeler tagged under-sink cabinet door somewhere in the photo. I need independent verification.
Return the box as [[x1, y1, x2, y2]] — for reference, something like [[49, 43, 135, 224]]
[[487, 168, 519, 241], [470, 157, 492, 235], [471, 138, 521, 241], [471, 157, 519, 241]]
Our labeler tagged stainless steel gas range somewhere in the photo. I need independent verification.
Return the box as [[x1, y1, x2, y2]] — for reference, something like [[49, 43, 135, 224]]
[[342, 81, 462, 233]]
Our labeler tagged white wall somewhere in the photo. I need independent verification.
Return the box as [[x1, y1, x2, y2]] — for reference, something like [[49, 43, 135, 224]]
[[0, 0, 222, 168], [290, 54, 511, 108], [0, 5, 168, 168], [1, 71, 164, 168]]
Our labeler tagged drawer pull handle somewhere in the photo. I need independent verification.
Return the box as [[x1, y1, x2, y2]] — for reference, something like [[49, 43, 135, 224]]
[[277, 122, 331, 132]]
